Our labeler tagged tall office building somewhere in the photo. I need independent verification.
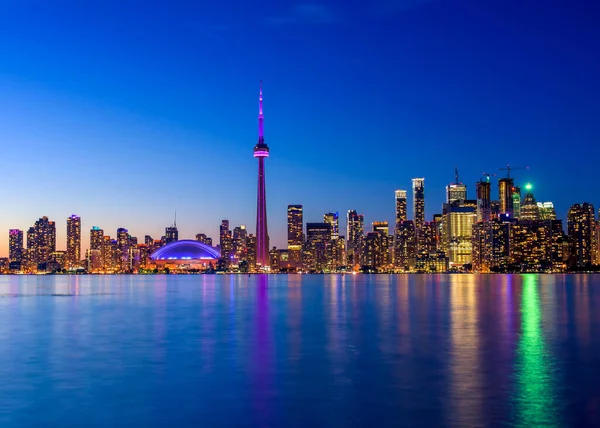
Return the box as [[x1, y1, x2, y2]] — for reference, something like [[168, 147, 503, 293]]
[[220, 220, 233, 263], [537, 202, 557, 220], [373, 221, 390, 266], [66, 214, 81, 269], [232, 225, 248, 263], [498, 178, 514, 216], [28, 217, 56, 266], [90, 226, 104, 272], [395, 221, 417, 270], [306, 222, 332, 271], [364, 232, 383, 269], [412, 178, 425, 226], [287, 205, 303, 265], [196, 233, 212, 246], [9, 229, 23, 263], [440, 200, 477, 266], [567, 203, 596, 269], [117, 228, 130, 272], [446, 168, 467, 203], [254, 81, 270, 267], [324, 212, 339, 240], [347, 210, 364, 266], [512, 186, 522, 219], [476, 180, 491, 222], [395, 190, 407, 226], [246, 234, 257, 269]]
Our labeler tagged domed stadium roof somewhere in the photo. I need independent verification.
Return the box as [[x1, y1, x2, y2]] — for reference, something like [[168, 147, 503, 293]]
[[150, 240, 220, 261]]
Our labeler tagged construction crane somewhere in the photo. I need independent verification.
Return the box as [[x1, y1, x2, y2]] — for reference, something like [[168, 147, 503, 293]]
[[482, 172, 497, 183], [499, 164, 529, 178]]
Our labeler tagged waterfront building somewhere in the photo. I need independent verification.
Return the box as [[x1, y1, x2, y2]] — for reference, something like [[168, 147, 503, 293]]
[[246, 234, 257, 270], [148, 240, 220, 271], [567, 203, 596, 269], [287, 205, 303, 266], [269, 247, 280, 271], [372, 221, 390, 266], [346, 210, 364, 267], [306, 222, 332, 271], [117, 228, 130, 272], [90, 226, 104, 272], [364, 232, 383, 269], [8, 229, 23, 263], [254, 81, 270, 268], [441, 200, 477, 266], [415, 251, 449, 273], [66, 214, 81, 270], [412, 178, 425, 226], [219, 220, 233, 265], [28, 217, 56, 267], [509, 220, 551, 271], [233, 225, 248, 264], [395, 221, 417, 270]]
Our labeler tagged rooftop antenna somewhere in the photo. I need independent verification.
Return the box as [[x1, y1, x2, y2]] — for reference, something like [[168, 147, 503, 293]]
[[454, 166, 460, 184], [174, 210, 177, 228]]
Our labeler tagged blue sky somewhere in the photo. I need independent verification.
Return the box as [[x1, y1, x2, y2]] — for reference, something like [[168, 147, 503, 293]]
[[1, 0, 599, 255]]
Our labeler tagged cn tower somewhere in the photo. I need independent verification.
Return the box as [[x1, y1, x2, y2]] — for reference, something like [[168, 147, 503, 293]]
[[254, 81, 270, 268]]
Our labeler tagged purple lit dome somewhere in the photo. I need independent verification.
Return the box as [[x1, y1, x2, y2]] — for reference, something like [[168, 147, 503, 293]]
[[149, 240, 220, 261]]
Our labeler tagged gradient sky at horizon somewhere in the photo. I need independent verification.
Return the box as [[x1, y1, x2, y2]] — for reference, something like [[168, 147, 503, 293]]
[[1, 0, 599, 256]]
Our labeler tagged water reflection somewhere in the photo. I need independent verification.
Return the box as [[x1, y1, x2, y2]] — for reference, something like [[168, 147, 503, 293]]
[[448, 275, 484, 427], [515, 274, 558, 427]]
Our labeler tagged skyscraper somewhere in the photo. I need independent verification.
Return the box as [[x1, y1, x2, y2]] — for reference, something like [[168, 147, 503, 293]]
[[29, 217, 56, 266], [324, 212, 339, 240], [9, 229, 23, 263], [498, 178, 514, 216], [90, 226, 104, 272], [567, 203, 596, 269], [117, 228, 130, 272], [412, 178, 425, 226], [512, 186, 522, 219], [476, 180, 491, 222], [165, 214, 178, 244], [66, 214, 81, 270], [347, 210, 364, 266], [254, 81, 270, 268], [220, 220, 233, 263], [446, 168, 467, 203], [306, 222, 332, 271], [233, 225, 248, 263], [395, 190, 407, 226], [287, 205, 303, 265]]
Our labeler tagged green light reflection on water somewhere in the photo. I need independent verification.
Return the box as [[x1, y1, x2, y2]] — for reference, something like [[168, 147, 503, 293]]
[[516, 274, 560, 427]]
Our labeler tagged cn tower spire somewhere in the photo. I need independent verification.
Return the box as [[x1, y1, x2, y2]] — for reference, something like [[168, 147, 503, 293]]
[[258, 80, 264, 143], [254, 80, 270, 269]]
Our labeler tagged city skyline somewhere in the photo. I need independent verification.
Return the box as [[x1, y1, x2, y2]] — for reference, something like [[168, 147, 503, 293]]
[[2, 0, 600, 256]]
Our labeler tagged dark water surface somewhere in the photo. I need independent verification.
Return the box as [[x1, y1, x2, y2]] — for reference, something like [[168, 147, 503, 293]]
[[0, 274, 599, 427]]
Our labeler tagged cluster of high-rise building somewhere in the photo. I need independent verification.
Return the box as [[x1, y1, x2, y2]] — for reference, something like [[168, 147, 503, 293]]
[[2, 173, 599, 274], [2, 84, 599, 274], [275, 170, 600, 273]]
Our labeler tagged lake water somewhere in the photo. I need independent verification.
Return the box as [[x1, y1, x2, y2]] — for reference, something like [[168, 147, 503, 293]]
[[0, 274, 599, 427]]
